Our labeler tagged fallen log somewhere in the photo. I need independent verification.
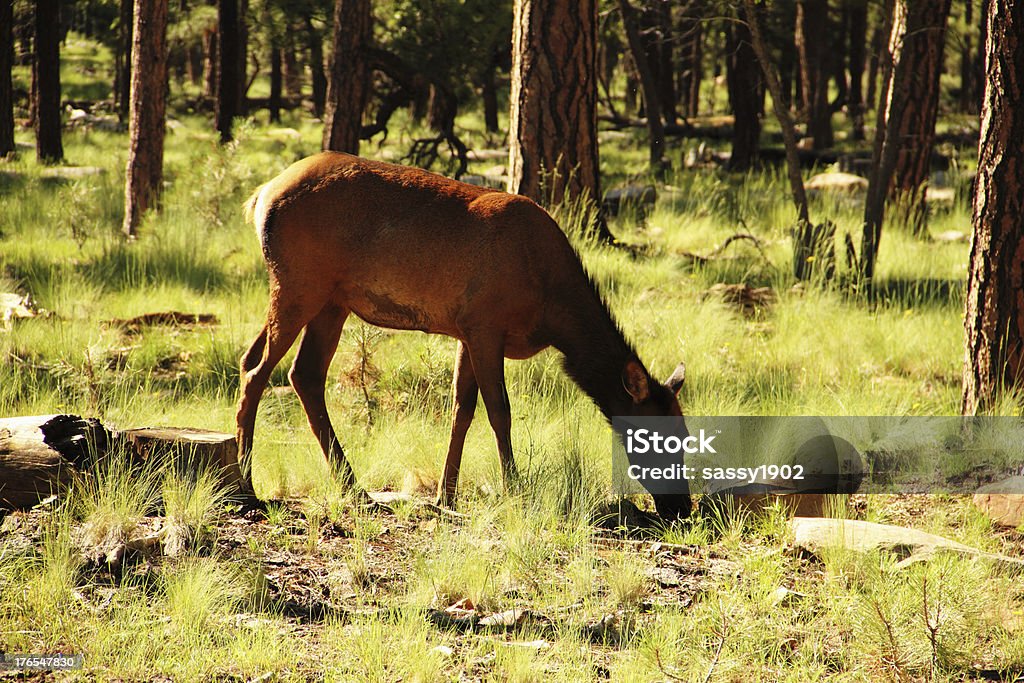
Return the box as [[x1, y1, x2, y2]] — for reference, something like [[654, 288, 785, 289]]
[[0, 416, 243, 510], [0, 415, 109, 509]]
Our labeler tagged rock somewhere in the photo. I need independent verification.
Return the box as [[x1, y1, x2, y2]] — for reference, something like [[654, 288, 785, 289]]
[[789, 517, 1024, 568], [926, 186, 956, 207], [805, 172, 869, 195], [974, 477, 1024, 527], [265, 127, 303, 142], [602, 185, 657, 217]]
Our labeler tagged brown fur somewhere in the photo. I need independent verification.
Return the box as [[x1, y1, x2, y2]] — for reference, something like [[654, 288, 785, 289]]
[[234, 152, 687, 512]]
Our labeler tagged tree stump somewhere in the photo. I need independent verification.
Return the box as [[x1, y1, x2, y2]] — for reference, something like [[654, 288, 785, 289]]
[[0, 415, 110, 509], [117, 427, 243, 486]]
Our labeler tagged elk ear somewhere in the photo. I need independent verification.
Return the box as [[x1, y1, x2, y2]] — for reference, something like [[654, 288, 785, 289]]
[[622, 359, 650, 403], [665, 362, 686, 396]]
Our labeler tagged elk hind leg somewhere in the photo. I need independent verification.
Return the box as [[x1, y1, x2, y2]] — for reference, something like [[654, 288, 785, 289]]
[[288, 303, 356, 488]]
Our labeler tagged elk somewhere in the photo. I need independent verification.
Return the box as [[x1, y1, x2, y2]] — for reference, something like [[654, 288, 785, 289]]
[[235, 152, 690, 520]]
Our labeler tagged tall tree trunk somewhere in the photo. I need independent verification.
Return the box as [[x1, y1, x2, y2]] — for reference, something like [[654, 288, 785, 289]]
[[847, 0, 867, 140], [743, 0, 809, 226], [796, 0, 833, 149], [304, 15, 326, 119], [971, 0, 988, 113], [203, 27, 217, 100], [0, 0, 14, 156], [268, 43, 281, 123], [677, 1, 702, 118], [216, 0, 239, 142], [122, 0, 168, 238], [726, 16, 762, 171], [618, 0, 666, 171], [652, 0, 677, 125], [34, 0, 62, 163], [860, 0, 903, 284], [481, 57, 499, 133], [322, 0, 371, 154], [962, 0, 1024, 414], [959, 0, 973, 112], [236, 0, 247, 114], [116, 0, 133, 122], [508, 0, 611, 242], [283, 38, 301, 97], [888, 0, 952, 235]]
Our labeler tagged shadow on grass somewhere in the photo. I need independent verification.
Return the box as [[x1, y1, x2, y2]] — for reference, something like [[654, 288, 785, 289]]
[[869, 277, 964, 310], [79, 241, 228, 293]]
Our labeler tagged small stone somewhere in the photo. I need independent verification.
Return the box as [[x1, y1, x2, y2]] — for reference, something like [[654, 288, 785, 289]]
[[974, 477, 1024, 528]]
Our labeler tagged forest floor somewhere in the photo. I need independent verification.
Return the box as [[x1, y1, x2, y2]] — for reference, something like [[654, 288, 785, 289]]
[[1, 34, 1023, 682]]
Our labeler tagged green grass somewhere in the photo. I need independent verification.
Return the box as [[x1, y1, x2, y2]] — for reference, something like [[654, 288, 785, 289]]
[[2, 34, 1022, 682]]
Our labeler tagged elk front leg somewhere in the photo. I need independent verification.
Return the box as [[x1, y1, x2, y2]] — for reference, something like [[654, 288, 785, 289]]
[[436, 341, 479, 507], [465, 337, 518, 492]]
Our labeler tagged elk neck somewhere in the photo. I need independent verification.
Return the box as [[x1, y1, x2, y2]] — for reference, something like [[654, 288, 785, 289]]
[[545, 268, 639, 421]]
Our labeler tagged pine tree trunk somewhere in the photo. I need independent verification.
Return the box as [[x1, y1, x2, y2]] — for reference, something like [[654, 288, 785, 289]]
[[236, 0, 247, 114], [962, 0, 1024, 414], [726, 17, 762, 171], [305, 15, 326, 119], [508, 0, 605, 230], [618, 0, 665, 170], [847, 0, 868, 140], [203, 28, 217, 100], [283, 39, 301, 98], [322, 0, 370, 154], [481, 59, 499, 133], [34, 0, 63, 163], [268, 44, 281, 123], [677, 1, 702, 118], [0, 0, 15, 156], [216, 0, 239, 142], [796, 0, 833, 149], [122, 0, 168, 238], [653, 0, 677, 125], [116, 0, 132, 122], [887, 0, 951, 235]]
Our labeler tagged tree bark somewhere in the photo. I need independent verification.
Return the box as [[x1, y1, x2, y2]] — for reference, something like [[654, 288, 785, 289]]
[[617, 0, 665, 171], [34, 0, 63, 163], [651, 0, 677, 125], [847, 0, 867, 140], [0, 0, 15, 156], [122, 0, 168, 238], [115, 0, 133, 122], [962, 0, 1024, 414], [203, 27, 217, 99], [888, 0, 951, 235], [508, 0, 610, 244], [481, 56, 499, 133], [283, 37, 302, 98], [236, 0, 247, 114], [304, 15, 326, 119], [860, 0, 901, 284], [268, 43, 281, 122], [726, 16, 762, 171], [796, 0, 833, 149], [677, 1, 702, 118], [216, 0, 239, 142], [743, 0, 809, 226], [322, 0, 371, 154]]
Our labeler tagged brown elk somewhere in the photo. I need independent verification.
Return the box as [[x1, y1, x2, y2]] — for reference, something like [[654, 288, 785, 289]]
[[235, 152, 690, 520]]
